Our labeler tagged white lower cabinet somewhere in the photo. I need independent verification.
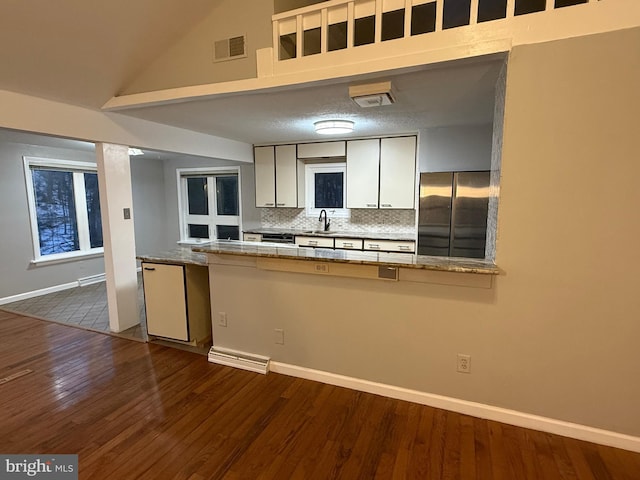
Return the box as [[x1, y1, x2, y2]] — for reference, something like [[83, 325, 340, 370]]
[[363, 240, 416, 253], [334, 238, 364, 250], [142, 262, 211, 345], [295, 236, 335, 248], [243, 233, 263, 242]]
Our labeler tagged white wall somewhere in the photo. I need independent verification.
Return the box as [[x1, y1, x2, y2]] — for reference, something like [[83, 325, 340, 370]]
[[419, 124, 493, 172], [209, 28, 640, 437], [130, 157, 168, 256], [121, 0, 274, 94], [0, 140, 104, 298]]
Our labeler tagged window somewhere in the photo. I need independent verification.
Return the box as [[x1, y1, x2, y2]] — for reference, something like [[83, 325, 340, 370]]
[[305, 163, 349, 218], [24, 157, 103, 263], [177, 168, 241, 243]]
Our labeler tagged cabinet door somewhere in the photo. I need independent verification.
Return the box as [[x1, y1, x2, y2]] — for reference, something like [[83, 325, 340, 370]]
[[254, 146, 275, 207], [379, 136, 417, 209], [297, 141, 346, 158], [275, 145, 297, 207], [142, 263, 189, 341], [346, 139, 380, 209]]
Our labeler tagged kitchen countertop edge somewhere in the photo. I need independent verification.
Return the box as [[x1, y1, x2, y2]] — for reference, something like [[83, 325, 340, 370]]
[[193, 241, 498, 275]]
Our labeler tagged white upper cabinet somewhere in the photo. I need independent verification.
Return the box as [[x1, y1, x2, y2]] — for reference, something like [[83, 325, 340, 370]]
[[297, 141, 346, 158], [275, 145, 297, 207], [254, 146, 275, 207], [346, 139, 380, 209], [379, 136, 417, 209]]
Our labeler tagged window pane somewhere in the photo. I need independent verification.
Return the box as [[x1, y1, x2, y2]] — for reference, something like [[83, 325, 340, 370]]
[[478, 0, 507, 22], [32, 169, 79, 255], [354, 15, 375, 46], [216, 176, 239, 216], [279, 33, 297, 60], [217, 225, 239, 241], [443, 0, 471, 29], [411, 3, 437, 36], [555, 0, 587, 8], [84, 173, 103, 248], [382, 9, 405, 42], [515, 0, 546, 15], [303, 27, 321, 56], [315, 172, 344, 209], [188, 224, 209, 239], [187, 177, 208, 215], [328, 21, 347, 51]]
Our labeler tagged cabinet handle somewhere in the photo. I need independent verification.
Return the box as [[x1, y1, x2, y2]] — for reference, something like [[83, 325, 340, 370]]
[[276, 203, 285, 206], [308, 241, 318, 245], [265, 202, 275, 206], [399, 246, 411, 251], [143, 267, 156, 271], [369, 244, 380, 249], [343, 242, 353, 247], [381, 204, 392, 208], [366, 203, 377, 207]]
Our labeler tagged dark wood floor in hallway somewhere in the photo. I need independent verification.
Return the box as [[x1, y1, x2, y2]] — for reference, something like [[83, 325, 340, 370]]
[[1, 310, 639, 480]]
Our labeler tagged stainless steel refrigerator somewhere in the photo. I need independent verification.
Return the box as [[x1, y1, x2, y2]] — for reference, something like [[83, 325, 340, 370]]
[[418, 171, 490, 258]]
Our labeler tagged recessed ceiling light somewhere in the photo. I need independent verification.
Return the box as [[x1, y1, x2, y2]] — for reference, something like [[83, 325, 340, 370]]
[[314, 120, 354, 135], [128, 148, 144, 156]]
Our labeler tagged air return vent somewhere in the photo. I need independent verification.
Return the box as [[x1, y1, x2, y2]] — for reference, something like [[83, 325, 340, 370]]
[[213, 35, 247, 62]]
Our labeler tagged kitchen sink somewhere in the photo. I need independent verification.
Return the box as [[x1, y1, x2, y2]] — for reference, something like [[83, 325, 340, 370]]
[[302, 230, 333, 235]]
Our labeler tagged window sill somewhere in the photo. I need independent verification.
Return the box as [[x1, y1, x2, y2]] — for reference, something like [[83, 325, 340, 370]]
[[178, 239, 212, 246], [30, 249, 104, 266]]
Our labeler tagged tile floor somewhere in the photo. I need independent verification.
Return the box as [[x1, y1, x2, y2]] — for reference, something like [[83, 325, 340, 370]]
[[1, 277, 147, 341]]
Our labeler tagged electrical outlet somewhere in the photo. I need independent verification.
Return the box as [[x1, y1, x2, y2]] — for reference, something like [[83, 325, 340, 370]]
[[274, 328, 284, 345], [457, 354, 471, 373], [218, 312, 228, 327]]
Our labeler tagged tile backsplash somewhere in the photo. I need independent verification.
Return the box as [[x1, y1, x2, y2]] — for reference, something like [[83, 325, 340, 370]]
[[260, 208, 416, 233]]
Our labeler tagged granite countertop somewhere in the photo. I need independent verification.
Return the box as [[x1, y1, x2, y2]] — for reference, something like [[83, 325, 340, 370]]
[[137, 247, 208, 266], [193, 240, 498, 275], [244, 227, 415, 242]]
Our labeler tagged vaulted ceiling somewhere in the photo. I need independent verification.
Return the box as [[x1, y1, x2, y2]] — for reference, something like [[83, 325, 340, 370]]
[[0, 0, 218, 108]]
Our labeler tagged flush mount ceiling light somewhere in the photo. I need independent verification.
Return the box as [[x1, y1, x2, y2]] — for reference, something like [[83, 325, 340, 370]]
[[349, 80, 395, 108], [128, 148, 144, 156], [314, 120, 354, 135]]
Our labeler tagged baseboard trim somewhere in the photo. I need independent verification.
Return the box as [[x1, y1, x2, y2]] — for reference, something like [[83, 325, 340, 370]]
[[0, 282, 78, 305], [77, 273, 106, 287], [269, 362, 640, 453]]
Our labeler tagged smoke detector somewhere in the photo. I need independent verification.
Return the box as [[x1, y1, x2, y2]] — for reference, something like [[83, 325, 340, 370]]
[[349, 81, 395, 108]]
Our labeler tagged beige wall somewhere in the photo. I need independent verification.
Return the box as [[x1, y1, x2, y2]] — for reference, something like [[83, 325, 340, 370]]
[[121, 0, 273, 94], [209, 27, 640, 436]]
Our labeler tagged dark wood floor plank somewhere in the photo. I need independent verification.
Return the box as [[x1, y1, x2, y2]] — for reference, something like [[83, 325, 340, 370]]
[[1, 311, 640, 480]]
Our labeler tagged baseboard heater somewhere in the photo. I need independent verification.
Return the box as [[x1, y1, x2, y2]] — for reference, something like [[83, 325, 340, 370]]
[[208, 347, 270, 375]]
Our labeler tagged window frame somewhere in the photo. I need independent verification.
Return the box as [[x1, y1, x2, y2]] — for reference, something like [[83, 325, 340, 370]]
[[176, 166, 243, 244], [23, 156, 104, 264], [305, 162, 349, 218]]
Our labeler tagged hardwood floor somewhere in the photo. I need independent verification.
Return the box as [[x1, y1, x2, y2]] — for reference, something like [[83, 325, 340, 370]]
[[1, 310, 639, 480]]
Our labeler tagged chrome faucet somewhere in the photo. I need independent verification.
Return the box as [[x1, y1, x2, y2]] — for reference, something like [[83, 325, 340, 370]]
[[318, 209, 330, 231]]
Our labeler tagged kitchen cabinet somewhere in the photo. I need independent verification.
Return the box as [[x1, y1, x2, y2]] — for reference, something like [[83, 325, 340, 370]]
[[142, 262, 211, 345], [254, 146, 275, 207], [243, 233, 263, 242], [295, 236, 335, 248], [363, 239, 416, 253], [346, 139, 380, 209], [334, 238, 364, 250], [379, 136, 417, 209], [297, 141, 346, 158], [254, 145, 301, 208], [275, 145, 297, 207]]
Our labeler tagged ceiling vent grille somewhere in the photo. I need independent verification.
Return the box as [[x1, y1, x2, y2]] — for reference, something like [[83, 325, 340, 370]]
[[214, 35, 247, 62], [349, 81, 395, 108]]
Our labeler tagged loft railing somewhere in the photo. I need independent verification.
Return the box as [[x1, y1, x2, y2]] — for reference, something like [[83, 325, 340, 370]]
[[272, 0, 598, 62]]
